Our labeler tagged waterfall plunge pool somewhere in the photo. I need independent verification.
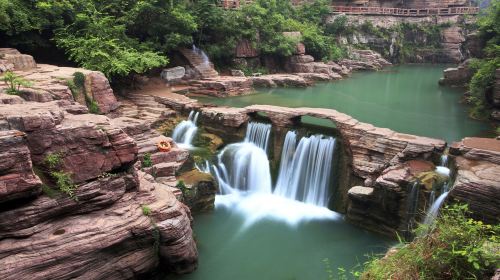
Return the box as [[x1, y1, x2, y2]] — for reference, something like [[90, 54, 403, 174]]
[[195, 65, 492, 143], [172, 193, 392, 280]]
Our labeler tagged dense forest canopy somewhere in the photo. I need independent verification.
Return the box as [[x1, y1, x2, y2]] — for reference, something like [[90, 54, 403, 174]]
[[0, 0, 339, 78]]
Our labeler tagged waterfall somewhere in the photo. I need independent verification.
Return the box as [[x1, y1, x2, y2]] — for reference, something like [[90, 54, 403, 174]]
[[192, 45, 210, 66], [404, 181, 420, 232], [274, 132, 336, 207], [172, 111, 200, 147], [440, 154, 449, 167], [423, 182, 450, 226], [428, 190, 436, 208], [245, 122, 272, 152], [205, 121, 272, 195], [423, 191, 450, 226]]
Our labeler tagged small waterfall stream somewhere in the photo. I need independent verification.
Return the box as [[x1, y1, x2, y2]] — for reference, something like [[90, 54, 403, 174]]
[[245, 122, 272, 152], [172, 111, 200, 147], [274, 132, 336, 207], [423, 155, 453, 226], [192, 45, 210, 66]]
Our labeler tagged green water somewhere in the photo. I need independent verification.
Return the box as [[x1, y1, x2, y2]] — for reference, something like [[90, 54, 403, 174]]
[[174, 194, 391, 280], [196, 65, 491, 142]]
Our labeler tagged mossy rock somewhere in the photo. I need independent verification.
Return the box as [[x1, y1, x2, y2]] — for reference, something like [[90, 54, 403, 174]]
[[415, 171, 448, 191], [157, 116, 184, 136], [196, 133, 223, 153]]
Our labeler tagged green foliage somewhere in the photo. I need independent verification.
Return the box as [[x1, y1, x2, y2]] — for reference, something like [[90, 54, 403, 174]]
[[87, 99, 100, 114], [1, 71, 33, 94], [176, 179, 186, 189], [50, 171, 77, 200], [73, 71, 85, 88], [44, 152, 62, 169], [142, 153, 153, 168], [55, 11, 168, 79], [361, 204, 499, 280], [141, 205, 152, 216], [466, 1, 500, 119]]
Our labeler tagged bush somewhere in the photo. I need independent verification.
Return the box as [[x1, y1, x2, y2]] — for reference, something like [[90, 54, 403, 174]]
[[44, 152, 62, 169], [73, 72, 85, 88], [87, 99, 100, 114], [176, 180, 186, 189], [50, 171, 77, 200], [1, 71, 32, 94], [141, 205, 152, 216], [142, 153, 153, 168], [361, 204, 499, 280]]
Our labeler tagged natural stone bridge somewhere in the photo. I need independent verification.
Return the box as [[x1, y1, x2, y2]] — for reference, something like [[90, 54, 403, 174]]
[[154, 96, 446, 180]]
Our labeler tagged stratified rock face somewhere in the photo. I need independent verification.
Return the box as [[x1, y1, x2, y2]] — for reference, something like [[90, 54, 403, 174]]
[[0, 130, 42, 203], [0, 102, 137, 183], [0, 170, 198, 280], [341, 49, 392, 71], [449, 138, 500, 224], [84, 72, 120, 113], [0, 100, 198, 278]]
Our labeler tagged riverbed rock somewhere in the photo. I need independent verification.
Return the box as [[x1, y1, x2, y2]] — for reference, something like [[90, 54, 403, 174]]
[[188, 76, 253, 97], [250, 74, 311, 88], [177, 169, 218, 213], [84, 72, 120, 113]]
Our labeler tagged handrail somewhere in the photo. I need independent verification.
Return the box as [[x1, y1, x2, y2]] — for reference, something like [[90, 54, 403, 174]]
[[331, 6, 479, 16]]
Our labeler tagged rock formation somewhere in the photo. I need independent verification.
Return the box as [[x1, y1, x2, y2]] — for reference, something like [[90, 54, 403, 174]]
[[449, 137, 500, 224], [0, 52, 200, 279]]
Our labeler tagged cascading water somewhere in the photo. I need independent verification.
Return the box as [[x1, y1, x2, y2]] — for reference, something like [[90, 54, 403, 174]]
[[244, 122, 272, 152], [404, 181, 420, 233], [274, 132, 336, 207], [423, 155, 453, 227], [206, 121, 272, 195], [172, 111, 200, 147], [192, 45, 210, 66]]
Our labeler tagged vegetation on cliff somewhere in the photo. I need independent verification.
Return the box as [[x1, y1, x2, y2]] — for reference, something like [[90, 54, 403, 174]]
[[0, 0, 343, 79], [468, 0, 500, 119], [360, 204, 499, 280]]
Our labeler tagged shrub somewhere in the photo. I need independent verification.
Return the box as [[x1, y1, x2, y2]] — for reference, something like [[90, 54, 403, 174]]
[[87, 99, 100, 114], [176, 180, 186, 189], [142, 153, 153, 168], [73, 72, 85, 88], [50, 171, 77, 200], [1, 71, 32, 94], [141, 205, 152, 216], [41, 184, 58, 198], [361, 204, 499, 280], [44, 152, 62, 169]]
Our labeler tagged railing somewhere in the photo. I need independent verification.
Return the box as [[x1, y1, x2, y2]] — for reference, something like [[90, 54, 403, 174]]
[[331, 6, 479, 16]]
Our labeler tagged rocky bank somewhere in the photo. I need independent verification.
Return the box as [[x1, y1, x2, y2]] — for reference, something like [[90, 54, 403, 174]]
[[0, 50, 205, 279]]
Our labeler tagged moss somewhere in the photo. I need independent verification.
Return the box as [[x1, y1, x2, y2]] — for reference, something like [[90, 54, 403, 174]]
[[41, 184, 59, 198], [415, 171, 448, 191], [142, 153, 153, 168], [44, 152, 63, 169]]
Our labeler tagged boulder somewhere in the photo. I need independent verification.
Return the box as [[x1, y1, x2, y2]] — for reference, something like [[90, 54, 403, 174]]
[[161, 66, 186, 82], [231, 69, 245, 77], [84, 72, 120, 113], [177, 169, 218, 213], [0, 48, 36, 70]]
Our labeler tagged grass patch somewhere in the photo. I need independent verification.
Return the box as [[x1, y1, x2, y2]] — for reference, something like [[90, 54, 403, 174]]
[[142, 205, 152, 216], [360, 204, 499, 280], [142, 153, 153, 168], [44, 152, 63, 169], [50, 171, 77, 200]]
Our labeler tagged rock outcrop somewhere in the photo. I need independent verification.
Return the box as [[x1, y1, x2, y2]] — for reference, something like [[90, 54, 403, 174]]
[[0, 130, 42, 203], [0, 50, 119, 113], [449, 137, 500, 224], [0, 64, 199, 278], [439, 59, 474, 87]]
